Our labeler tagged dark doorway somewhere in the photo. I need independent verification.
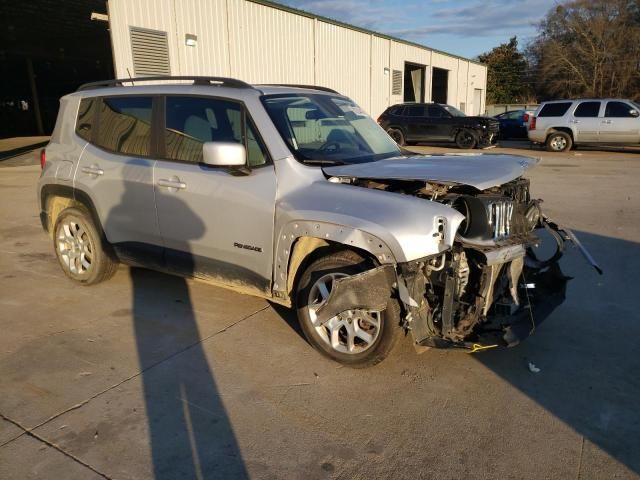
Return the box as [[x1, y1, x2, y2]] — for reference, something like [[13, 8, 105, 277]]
[[431, 67, 449, 104], [0, 0, 113, 138], [403, 62, 425, 103]]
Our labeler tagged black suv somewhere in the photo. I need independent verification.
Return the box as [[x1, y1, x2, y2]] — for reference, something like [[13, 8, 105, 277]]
[[378, 103, 500, 149]]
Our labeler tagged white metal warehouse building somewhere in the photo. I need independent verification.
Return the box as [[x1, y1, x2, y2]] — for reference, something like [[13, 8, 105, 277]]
[[106, 0, 488, 119]]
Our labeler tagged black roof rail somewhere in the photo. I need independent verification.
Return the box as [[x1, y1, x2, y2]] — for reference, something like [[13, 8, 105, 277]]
[[77, 76, 254, 92], [258, 84, 339, 94]]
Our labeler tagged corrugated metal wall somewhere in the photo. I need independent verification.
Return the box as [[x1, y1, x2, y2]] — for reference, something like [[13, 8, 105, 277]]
[[107, 0, 487, 118], [227, 0, 314, 83], [315, 21, 371, 111]]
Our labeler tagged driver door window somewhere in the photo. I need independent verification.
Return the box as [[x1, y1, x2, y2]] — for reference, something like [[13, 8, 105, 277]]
[[164, 96, 268, 167], [605, 101, 638, 118]]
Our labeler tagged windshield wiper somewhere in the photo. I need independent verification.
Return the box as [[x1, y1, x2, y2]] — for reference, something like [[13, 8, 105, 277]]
[[300, 159, 346, 166]]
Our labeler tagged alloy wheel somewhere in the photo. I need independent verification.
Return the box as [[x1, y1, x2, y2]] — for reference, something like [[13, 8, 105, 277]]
[[549, 135, 567, 151], [57, 220, 94, 275], [307, 273, 382, 354]]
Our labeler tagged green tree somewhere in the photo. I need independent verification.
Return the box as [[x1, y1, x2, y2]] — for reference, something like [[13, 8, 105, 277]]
[[478, 36, 531, 104]]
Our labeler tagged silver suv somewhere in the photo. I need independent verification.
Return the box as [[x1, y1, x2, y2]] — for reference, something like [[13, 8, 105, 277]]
[[38, 76, 598, 367], [528, 99, 640, 152]]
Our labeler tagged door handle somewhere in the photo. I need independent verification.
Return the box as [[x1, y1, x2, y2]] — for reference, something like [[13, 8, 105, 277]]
[[158, 178, 187, 190], [81, 165, 104, 176], [569, 119, 580, 124], [601, 120, 612, 124]]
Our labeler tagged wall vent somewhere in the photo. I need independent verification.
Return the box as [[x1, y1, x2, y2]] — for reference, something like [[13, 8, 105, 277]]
[[391, 70, 403, 95], [130, 27, 171, 76]]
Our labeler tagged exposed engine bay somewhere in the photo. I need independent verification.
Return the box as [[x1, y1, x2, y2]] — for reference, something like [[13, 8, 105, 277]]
[[324, 174, 601, 351]]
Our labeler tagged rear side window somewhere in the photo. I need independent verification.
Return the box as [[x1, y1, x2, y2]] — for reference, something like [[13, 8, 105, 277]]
[[164, 96, 268, 167], [574, 101, 601, 117], [95, 97, 153, 157], [605, 101, 637, 118], [538, 102, 572, 117], [76, 98, 97, 142]]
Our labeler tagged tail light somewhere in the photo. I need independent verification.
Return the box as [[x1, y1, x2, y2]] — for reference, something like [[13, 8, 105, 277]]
[[523, 113, 529, 123], [40, 149, 46, 169], [529, 116, 537, 130]]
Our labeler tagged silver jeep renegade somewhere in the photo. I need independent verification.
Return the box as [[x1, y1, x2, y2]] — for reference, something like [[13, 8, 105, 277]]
[[38, 76, 599, 367]]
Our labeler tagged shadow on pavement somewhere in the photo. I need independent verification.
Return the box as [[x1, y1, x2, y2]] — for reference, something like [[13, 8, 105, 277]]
[[108, 178, 248, 479], [475, 230, 640, 473]]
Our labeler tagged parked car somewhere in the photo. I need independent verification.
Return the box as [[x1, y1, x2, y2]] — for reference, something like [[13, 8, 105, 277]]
[[494, 109, 534, 139], [528, 99, 640, 152], [377, 102, 500, 149], [38, 76, 598, 367]]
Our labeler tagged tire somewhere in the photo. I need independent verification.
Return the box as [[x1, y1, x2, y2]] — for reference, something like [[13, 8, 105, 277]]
[[295, 249, 402, 368], [53, 207, 118, 285], [455, 129, 477, 149], [546, 131, 572, 152], [386, 127, 406, 146]]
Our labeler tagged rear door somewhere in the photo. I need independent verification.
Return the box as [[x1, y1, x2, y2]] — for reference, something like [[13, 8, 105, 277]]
[[153, 95, 276, 294], [571, 101, 602, 142], [403, 105, 426, 140], [599, 101, 640, 143], [74, 95, 163, 266]]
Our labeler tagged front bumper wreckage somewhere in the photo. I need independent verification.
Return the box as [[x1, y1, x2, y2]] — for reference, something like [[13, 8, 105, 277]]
[[316, 217, 601, 353]]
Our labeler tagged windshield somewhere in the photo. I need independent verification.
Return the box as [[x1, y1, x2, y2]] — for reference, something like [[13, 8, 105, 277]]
[[442, 105, 466, 117], [262, 93, 401, 164]]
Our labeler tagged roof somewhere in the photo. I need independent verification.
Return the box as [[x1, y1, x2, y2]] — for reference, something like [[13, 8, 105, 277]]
[[540, 98, 632, 103], [247, 0, 485, 67], [74, 77, 343, 97]]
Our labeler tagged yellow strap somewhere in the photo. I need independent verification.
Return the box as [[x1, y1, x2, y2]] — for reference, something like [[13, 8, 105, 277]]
[[468, 343, 498, 353]]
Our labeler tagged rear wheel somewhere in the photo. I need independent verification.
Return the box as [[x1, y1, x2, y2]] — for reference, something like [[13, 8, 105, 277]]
[[546, 131, 572, 152], [53, 207, 118, 285], [455, 129, 477, 149], [386, 127, 405, 146], [295, 250, 402, 368]]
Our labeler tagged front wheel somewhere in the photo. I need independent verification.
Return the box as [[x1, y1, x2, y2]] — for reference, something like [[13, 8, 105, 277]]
[[455, 129, 477, 149], [295, 250, 402, 368]]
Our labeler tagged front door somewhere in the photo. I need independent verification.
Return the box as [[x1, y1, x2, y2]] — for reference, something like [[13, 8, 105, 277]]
[[154, 95, 277, 294], [599, 101, 640, 144], [425, 105, 452, 140]]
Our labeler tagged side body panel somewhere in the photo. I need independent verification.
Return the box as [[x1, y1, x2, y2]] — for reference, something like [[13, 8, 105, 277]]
[[599, 101, 640, 143], [75, 143, 162, 264], [570, 101, 602, 143], [270, 157, 465, 300], [154, 160, 277, 293]]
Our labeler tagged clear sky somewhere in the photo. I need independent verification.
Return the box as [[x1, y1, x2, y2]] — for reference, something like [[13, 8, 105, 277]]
[[276, 0, 559, 59]]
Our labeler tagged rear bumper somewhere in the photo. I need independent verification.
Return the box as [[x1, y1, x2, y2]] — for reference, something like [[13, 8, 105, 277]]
[[527, 130, 546, 143]]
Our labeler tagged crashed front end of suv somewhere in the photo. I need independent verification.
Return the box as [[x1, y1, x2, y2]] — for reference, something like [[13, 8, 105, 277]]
[[317, 155, 600, 352]]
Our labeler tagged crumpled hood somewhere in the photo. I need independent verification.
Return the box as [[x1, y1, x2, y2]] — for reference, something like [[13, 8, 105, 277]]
[[322, 153, 539, 191]]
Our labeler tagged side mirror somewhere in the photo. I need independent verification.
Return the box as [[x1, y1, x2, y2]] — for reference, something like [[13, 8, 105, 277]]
[[202, 142, 246, 167], [630, 109, 639, 117]]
